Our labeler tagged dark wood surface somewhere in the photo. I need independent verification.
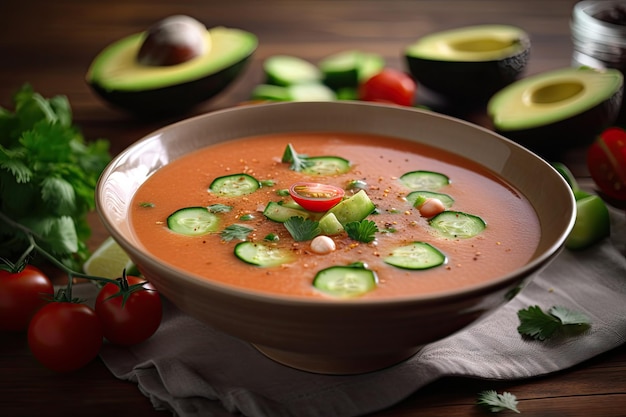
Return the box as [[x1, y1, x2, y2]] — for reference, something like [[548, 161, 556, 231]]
[[1, 1, 625, 416]]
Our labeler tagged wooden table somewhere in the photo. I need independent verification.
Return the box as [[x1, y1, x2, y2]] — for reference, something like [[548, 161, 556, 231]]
[[1, 1, 625, 416]]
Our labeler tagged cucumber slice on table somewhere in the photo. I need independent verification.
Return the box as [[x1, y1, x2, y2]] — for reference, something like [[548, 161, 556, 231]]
[[264, 55, 322, 86], [313, 264, 377, 297], [251, 83, 336, 102], [209, 173, 260, 196], [302, 156, 351, 175], [384, 242, 446, 270], [234, 241, 295, 267], [319, 50, 385, 89], [429, 211, 486, 239], [400, 170, 449, 191], [167, 207, 220, 236]]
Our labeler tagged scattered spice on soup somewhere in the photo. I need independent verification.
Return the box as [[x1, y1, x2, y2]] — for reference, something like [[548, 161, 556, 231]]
[[129, 132, 541, 300]]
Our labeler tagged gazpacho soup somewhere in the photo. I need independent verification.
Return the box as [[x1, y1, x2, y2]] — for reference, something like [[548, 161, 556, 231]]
[[130, 132, 540, 300]]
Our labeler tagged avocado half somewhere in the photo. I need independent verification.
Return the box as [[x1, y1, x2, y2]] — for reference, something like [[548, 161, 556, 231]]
[[488, 67, 624, 157], [405, 25, 530, 102], [87, 26, 257, 117]]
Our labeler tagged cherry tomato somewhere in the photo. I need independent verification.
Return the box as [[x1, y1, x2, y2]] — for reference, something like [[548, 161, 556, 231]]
[[587, 126, 626, 201], [289, 182, 345, 212], [358, 68, 417, 106], [95, 275, 162, 346], [0, 265, 54, 332], [28, 302, 103, 372]]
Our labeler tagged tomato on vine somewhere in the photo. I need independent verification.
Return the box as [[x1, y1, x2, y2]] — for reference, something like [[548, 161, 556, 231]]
[[95, 273, 162, 346], [28, 298, 103, 372], [0, 264, 54, 332]]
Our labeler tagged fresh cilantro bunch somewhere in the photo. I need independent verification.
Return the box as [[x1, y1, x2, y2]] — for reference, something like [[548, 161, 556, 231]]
[[0, 84, 111, 270]]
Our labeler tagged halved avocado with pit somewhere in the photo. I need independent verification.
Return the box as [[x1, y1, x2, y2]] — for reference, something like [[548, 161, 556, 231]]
[[87, 25, 257, 117], [488, 67, 623, 157], [405, 25, 530, 102]]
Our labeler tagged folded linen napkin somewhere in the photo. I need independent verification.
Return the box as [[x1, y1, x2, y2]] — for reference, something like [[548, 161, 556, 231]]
[[93, 205, 626, 417]]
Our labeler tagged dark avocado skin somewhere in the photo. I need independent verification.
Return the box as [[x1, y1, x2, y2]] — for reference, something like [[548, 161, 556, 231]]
[[89, 53, 253, 118], [494, 88, 623, 159], [405, 48, 530, 103]]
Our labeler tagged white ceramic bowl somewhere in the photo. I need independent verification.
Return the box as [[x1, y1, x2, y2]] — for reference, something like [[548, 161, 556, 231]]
[[96, 101, 576, 374]]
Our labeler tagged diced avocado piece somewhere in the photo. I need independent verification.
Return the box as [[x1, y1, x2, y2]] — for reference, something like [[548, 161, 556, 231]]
[[327, 190, 376, 225]]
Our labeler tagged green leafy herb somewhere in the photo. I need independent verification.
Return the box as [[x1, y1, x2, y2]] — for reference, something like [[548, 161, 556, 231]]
[[264, 233, 279, 242], [0, 84, 111, 270], [239, 213, 255, 221], [138, 202, 155, 208], [517, 305, 591, 341], [345, 220, 378, 243], [281, 143, 313, 172], [477, 390, 520, 413], [284, 216, 320, 241], [220, 224, 253, 242], [208, 203, 232, 213], [276, 189, 290, 197], [260, 179, 276, 187]]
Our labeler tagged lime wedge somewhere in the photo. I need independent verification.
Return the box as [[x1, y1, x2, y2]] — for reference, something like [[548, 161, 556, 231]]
[[83, 236, 136, 280]]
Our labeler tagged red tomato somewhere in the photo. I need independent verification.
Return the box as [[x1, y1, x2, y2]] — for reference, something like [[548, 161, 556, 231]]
[[28, 302, 103, 372], [289, 182, 345, 212], [95, 276, 162, 346], [0, 265, 54, 332], [587, 127, 626, 201], [358, 68, 417, 106]]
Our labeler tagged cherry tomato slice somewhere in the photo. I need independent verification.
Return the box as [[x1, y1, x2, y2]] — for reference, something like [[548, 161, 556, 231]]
[[587, 126, 626, 201], [289, 182, 345, 212], [358, 68, 417, 107]]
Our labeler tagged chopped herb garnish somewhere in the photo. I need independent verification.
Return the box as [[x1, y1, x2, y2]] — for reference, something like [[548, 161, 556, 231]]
[[284, 216, 320, 242], [264, 233, 279, 242], [208, 203, 232, 213], [345, 220, 378, 243], [220, 224, 254, 242], [276, 189, 290, 197], [239, 214, 255, 221], [260, 179, 276, 187], [517, 305, 591, 341], [281, 143, 313, 172], [138, 202, 155, 208], [477, 390, 520, 414]]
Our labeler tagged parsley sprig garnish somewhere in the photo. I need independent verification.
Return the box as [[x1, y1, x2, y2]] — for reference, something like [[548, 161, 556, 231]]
[[220, 224, 254, 242], [517, 305, 591, 341], [345, 220, 378, 243], [284, 216, 320, 241], [477, 390, 520, 413], [281, 143, 314, 172]]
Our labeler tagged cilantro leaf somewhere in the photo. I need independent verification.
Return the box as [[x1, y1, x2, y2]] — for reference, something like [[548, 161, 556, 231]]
[[345, 220, 378, 243], [281, 143, 313, 172], [517, 305, 591, 341], [477, 390, 520, 413], [208, 203, 233, 213], [221, 224, 253, 242], [284, 216, 320, 241]]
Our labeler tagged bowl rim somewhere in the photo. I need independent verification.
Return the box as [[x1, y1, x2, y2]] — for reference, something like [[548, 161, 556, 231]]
[[96, 100, 576, 307]]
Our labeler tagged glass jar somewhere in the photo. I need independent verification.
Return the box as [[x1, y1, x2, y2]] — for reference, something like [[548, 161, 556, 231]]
[[571, 0, 626, 121]]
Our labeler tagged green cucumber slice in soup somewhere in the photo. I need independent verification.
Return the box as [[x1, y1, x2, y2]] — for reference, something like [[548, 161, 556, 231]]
[[327, 189, 376, 225], [384, 242, 446, 270], [302, 156, 351, 175], [167, 207, 220, 236], [209, 173, 260, 196], [406, 190, 455, 208], [429, 211, 486, 239], [263, 201, 310, 223], [400, 170, 449, 191], [234, 241, 295, 267], [313, 264, 377, 297]]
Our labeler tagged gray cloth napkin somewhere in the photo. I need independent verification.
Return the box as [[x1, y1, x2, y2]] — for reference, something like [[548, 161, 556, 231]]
[[93, 205, 626, 417]]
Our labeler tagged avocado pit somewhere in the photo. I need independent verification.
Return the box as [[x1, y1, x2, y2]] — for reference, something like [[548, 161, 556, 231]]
[[137, 15, 209, 67]]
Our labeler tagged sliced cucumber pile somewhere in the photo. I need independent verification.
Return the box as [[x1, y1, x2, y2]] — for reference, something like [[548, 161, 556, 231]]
[[326, 190, 376, 226], [384, 242, 446, 270], [313, 264, 378, 298], [251, 50, 385, 102], [209, 173, 260, 196], [429, 211, 486, 239], [167, 207, 220, 236]]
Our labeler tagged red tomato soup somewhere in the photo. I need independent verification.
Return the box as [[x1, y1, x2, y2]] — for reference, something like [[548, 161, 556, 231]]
[[130, 132, 540, 300]]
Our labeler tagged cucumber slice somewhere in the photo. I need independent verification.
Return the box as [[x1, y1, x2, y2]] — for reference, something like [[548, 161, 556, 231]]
[[264, 55, 322, 86], [406, 191, 455, 208], [263, 201, 310, 222], [302, 156, 351, 175], [429, 211, 486, 239], [565, 194, 610, 250], [234, 241, 295, 267], [318, 212, 344, 235], [288, 83, 337, 101], [250, 84, 291, 101], [209, 173, 260, 196], [319, 50, 385, 89], [327, 189, 376, 225], [400, 170, 449, 191], [384, 242, 446, 270], [313, 264, 377, 297], [167, 207, 220, 236]]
